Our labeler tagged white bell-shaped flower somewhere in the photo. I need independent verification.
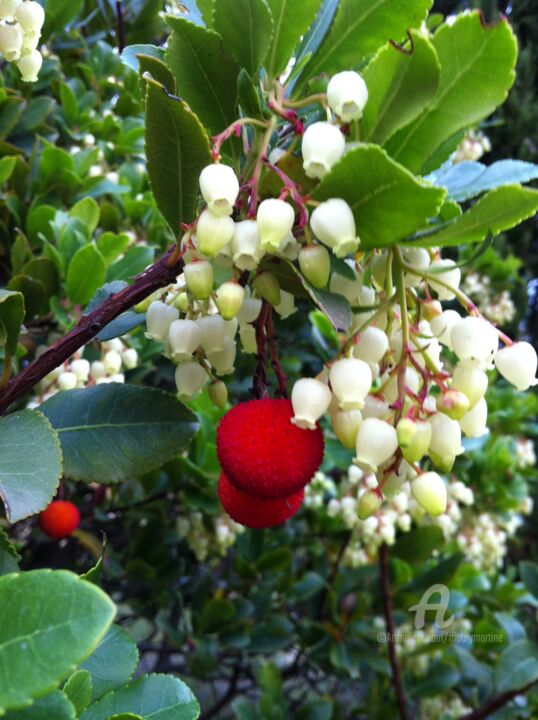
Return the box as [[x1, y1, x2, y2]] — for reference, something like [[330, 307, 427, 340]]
[[223, 318, 238, 339], [280, 232, 301, 260], [216, 282, 244, 320], [302, 122, 345, 179], [494, 341, 538, 391], [184, 260, 214, 299], [411, 472, 447, 516], [58, 371, 78, 391], [146, 301, 179, 342], [298, 244, 330, 289], [427, 412, 464, 471], [427, 259, 461, 300], [451, 316, 498, 366], [310, 198, 358, 258], [15, 1, 44, 33], [236, 296, 262, 324], [0, 22, 22, 61], [291, 378, 332, 430], [196, 209, 234, 256], [354, 418, 398, 473], [16, 47, 42, 82], [452, 361, 488, 408], [122, 348, 139, 370], [199, 164, 239, 216], [0, 0, 22, 19], [384, 367, 420, 404], [459, 397, 488, 438], [104, 350, 122, 375], [257, 199, 295, 253], [175, 361, 208, 399], [71, 358, 90, 382], [327, 70, 368, 122], [330, 267, 362, 305], [168, 319, 202, 361], [230, 220, 264, 270], [362, 394, 392, 421], [331, 408, 362, 449], [197, 315, 226, 353], [91, 361, 106, 380], [430, 309, 461, 349], [275, 290, 296, 319], [403, 247, 430, 287], [207, 337, 236, 375], [329, 358, 372, 410], [353, 326, 388, 363], [397, 418, 431, 464]]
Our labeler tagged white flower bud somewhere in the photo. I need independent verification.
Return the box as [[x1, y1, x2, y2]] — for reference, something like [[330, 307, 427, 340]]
[[362, 394, 391, 420], [275, 289, 296, 318], [184, 260, 214, 299], [199, 164, 239, 216], [354, 418, 398, 473], [397, 418, 432, 464], [175, 361, 208, 399], [239, 323, 257, 353], [209, 380, 228, 409], [298, 244, 330, 289], [91, 360, 106, 380], [357, 489, 382, 520], [310, 198, 358, 258], [0, 0, 22, 19], [146, 301, 179, 342], [230, 220, 264, 270], [459, 397, 488, 438], [327, 70, 368, 122], [451, 316, 498, 366], [58, 371, 78, 391], [452, 362, 488, 409], [302, 121, 345, 179], [403, 247, 430, 287], [430, 309, 461, 349], [168, 319, 202, 361], [427, 413, 464, 471], [197, 314, 226, 353], [71, 358, 90, 382], [494, 341, 538, 391], [331, 408, 362, 449], [253, 271, 280, 306], [207, 336, 236, 375], [109, 373, 125, 384], [411, 472, 447, 516], [122, 348, 138, 370], [215, 281, 244, 320], [427, 259, 461, 300], [15, 1, 44, 32], [16, 47, 41, 81], [223, 318, 238, 339], [236, 297, 262, 324], [291, 378, 332, 430], [436, 389, 470, 420], [329, 358, 372, 410], [0, 22, 22, 61], [256, 199, 295, 253], [353, 326, 388, 363], [105, 338, 124, 353], [279, 232, 300, 260], [104, 350, 122, 375], [196, 209, 234, 256]]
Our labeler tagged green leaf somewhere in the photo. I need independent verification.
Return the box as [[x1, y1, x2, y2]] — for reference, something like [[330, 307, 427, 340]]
[[66, 244, 107, 306], [137, 54, 176, 95], [0, 289, 24, 355], [41, 385, 199, 484], [292, 572, 325, 601], [69, 198, 100, 235], [0, 410, 62, 523], [0, 570, 115, 714], [106, 715, 143, 720], [410, 663, 460, 697], [237, 70, 264, 119], [213, 0, 274, 76], [96, 233, 131, 265], [79, 674, 200, 720], [120, 44, 165, 72], [298, 0, 432, 87], [7, 276, 47, 319], [81, 625, 138, 701], [10, 233, 31, 275], [386, 12, 517, 174], [0, 155, 17, 184], [64, 670, 93, 715], [361, 32, 440, 145], [296, 700, 333, 720], [404, 553, 465, 593], [165, 16, 240, 136], [42, 0, 83, 39], [313, 145, 445, 249], [2, 691, 76, 720], [391, 526, 445, 564], [411, 185, 538, 247], [520, 561, 538, 599], [144, 77, 211, 236], [105, 246, 154, 282], [266, 0, 322, 79], [495, 640, 538, 693], [0, 526, 20, 562], [20, 258, 60, 299]]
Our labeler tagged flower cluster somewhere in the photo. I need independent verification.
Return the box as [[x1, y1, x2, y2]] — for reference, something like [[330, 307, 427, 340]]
[[176, 510, 243, 562], [462, 271, 516, 326], [453, 128, 492, 164], [0, 0, 44, 82]]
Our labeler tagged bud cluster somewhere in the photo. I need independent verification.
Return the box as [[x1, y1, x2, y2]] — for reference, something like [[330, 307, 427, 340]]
[[0, 0, 44, 82]]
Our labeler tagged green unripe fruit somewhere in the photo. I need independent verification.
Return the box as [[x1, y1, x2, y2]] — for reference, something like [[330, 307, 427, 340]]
[[184, 260, 214, 300], [411, 472, 447, 516], [298, 244, 330, 289], [331, 408, 362, 449], [436, 389, 470, 420], [397, 418, 432, 464], [173, 292, 189, 312], [209, 380, 228, 409], [216, 281, 245, 320], [357, 489, 382, 520], [253, 271, 281, 306]]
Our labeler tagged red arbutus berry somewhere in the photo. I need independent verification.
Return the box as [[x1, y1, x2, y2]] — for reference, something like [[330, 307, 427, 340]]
[[216, 398, 324, 498], [38, 500, 80, 540], [218, 473, 304, 529]]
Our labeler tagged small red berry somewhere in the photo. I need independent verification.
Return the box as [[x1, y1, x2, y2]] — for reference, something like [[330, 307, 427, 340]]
[[218, 473, 304, 528], [217, 398, 324, 498], [39, 500, 80, 539]]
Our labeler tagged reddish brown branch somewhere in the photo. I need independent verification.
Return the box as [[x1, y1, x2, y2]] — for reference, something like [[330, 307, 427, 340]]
[[251, 301, 270, 399], [265, 307, 287, 398], [0, 247, 184, 415], [458, 680, 538, 720]]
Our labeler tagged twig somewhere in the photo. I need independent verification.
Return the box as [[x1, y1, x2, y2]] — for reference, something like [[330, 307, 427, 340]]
[[115, 0, 125, 52], [379, 543, 410, 720], [0, 247, 184, 414], [251, 301, 270, 399], [458, 680, 538, 720], [201, 664, 241, 720], [265, 307, 287, 397]]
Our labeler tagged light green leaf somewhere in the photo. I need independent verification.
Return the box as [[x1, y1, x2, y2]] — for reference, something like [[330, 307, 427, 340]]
[[2, 691, 76, 720], [0, 156, 17, 184], [0, 570, 115, 714], [213, 0, 274, 76], [0, 289, 24, 355], [120, 44, 165, 72], [391, 526, 445, 564], [165, 16, 240, 136], [137, 54, 176, 95], [64, 670, 93, 716], [106, 715, 143, 720], [362, 32, 440, 145], [69, 198, 100, 235], [145, 76, 211, 236], [0, 410, 62, 523], [66, 244, 107, 306], [386, 12, 517, 174], [96, 233, 131, 265], [41, 385, 199, 484], [81, 625, 139, 701], [266, 0, 322, 79], [42, 0, 83, 39], [79, 674, 200, 720], [411, 185, 538, 247], [10, 234, 32, 276], [298, 0, 432, 86], [105, 246, 154, 282], [495, 640, 538, 693], [0, 527, 19, 576], [427, 159, 538, 202], [313, 145, 446, 249]]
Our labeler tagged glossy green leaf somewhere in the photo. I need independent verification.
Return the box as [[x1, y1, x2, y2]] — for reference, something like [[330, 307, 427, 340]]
[[81, 625, 139, 701], [41, 385, 199, 484], [69, 198, 100, 235], [96, 233, 131, 265], [213, 0, 274, 76], [0, 410, 62, 523], [0, 570, 115, 714], [137, 54, 176, 95], [66, 244, 107, 306], [386, 12, 517, 174], [105, 246, 154, 282], [2, 691, 76, 720], [10, 234, 31, 275], [391, 526, 445, 564], [266, 0, 322, 79], [63, 670, 93, 716], [0, 288, 24, 354], [520, 561, 538, 599], [120, 44, 165, 73], [362, 32, 440, 145], [144, 76, 211, 236], [495, 640, 538, 693], [20, 258, 60, 299], [313, 145, 446, 249], [427, 159, 538, 202], [0, 155, 17, 184], [42, 0, 83, 39], [79, 674, 200, 720]]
